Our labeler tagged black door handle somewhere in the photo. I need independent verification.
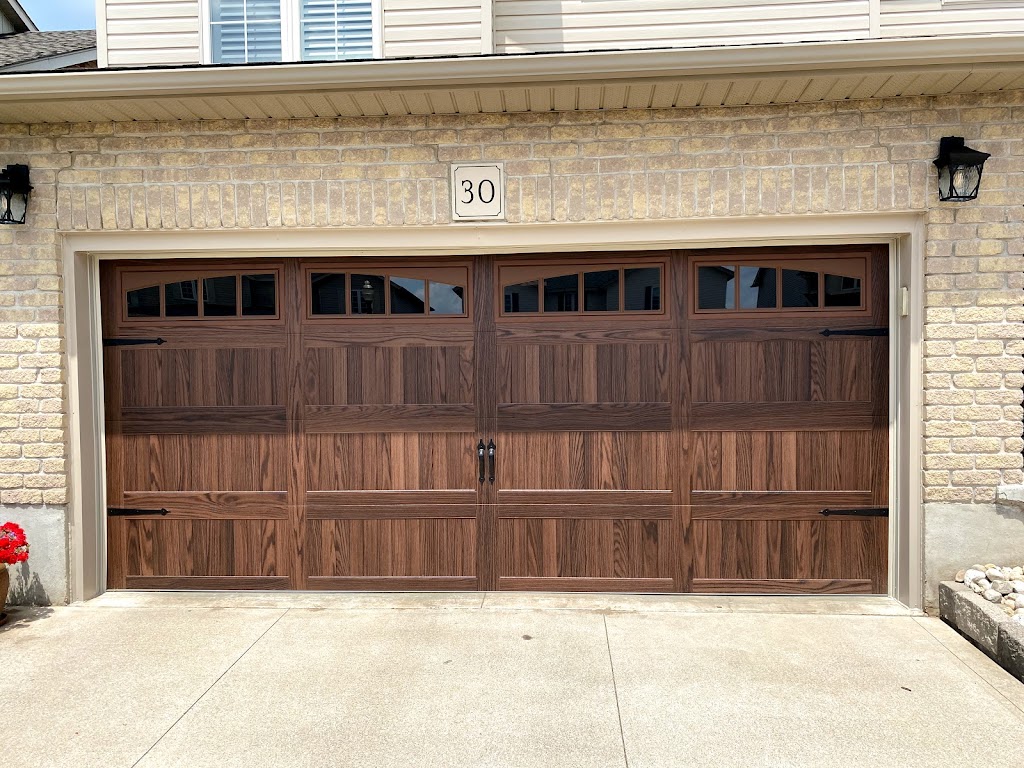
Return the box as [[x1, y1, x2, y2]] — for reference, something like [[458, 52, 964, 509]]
[[477, 440, 486, 484], [487, 439, 496, 484]]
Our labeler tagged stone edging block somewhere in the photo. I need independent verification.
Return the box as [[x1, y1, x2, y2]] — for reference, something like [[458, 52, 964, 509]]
[[939, 581, 1024, 682]]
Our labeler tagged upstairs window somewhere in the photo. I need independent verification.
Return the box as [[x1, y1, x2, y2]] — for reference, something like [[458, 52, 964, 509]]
[[208, 0, 378, 64]]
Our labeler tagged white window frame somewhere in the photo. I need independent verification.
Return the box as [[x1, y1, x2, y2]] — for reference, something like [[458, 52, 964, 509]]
[[201, 0, 383, 65]]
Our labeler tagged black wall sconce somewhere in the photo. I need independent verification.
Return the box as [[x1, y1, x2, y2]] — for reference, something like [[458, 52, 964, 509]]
[[0, 164, 31, 225], [933, 137, 990, 202]]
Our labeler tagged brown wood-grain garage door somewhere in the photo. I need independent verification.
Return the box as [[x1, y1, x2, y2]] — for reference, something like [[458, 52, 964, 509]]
[[102, 245, 888, 594]]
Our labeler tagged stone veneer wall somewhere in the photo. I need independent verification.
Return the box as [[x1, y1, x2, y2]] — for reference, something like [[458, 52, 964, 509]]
[[1, 91, 1022, 606]]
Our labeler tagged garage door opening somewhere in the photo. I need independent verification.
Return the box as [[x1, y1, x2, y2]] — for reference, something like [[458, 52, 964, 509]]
[[100, 245, 889, 594]]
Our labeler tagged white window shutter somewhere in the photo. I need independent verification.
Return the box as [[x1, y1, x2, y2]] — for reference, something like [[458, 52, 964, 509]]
[[301, 0, 374, 61], [210, 0, 283, 64]]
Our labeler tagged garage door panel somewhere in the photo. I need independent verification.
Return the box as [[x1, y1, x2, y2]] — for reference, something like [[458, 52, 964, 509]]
[[497, 432, 671, 491], [692, 518, 886, 593], [306, 518, 478, 584], [691, 431, 873, 491], [304, 404, 475, 433], [691, 338, 874, 403], [305, 342, 473, 406], [306, 433, 477, 491], [120, 433, 289, 492], [125, 519, 289, 578], [498, 341, 669, 403], [121, 347, 285, 407], [497, 518, 672, 579]]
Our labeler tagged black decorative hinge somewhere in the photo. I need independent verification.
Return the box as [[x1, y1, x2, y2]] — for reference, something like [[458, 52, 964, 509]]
[[819, 328, 889, 337], [103, 337, 167, 347], [820, 507, 889, 517], [108, 507, 170, 517]]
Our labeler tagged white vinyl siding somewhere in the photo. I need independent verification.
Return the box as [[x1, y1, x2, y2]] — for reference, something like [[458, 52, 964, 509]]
[[0, 15, 15, 35], [383, 0, 484, 57], [104, 0, 202, 66], [302, 0, 373, 60], [494, 0, 871, 53], [880, 0, 1024, 38]]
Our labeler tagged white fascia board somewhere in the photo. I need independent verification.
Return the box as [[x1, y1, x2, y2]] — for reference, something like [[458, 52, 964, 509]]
[[0, 34, 1022, 101]]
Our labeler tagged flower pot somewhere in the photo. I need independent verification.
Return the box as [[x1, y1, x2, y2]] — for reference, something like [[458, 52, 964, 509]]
[[0, 565, 8, 623]]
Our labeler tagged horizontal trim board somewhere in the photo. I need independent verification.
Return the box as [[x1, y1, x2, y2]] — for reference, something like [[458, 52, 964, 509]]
[[497, 403, 671, 431], [304, 404, 475, 433], [692, 578, 875, 594], [307, 505, 479, 519], [690, 491, 874, 505], [120, 491, 290, 519], [125, 576, 291, 590], [498, 577, 675, 592], [117, 406, 288, 434], [306, 576, 478, 590], [497, 504, 674, 519], [306, 490, 478, 505], [497, 327, 672, 343], [498, 490, 673, 505], [690, 401, 874, 431], [303, 330, 474, 347], [690, 505, 876, 520]]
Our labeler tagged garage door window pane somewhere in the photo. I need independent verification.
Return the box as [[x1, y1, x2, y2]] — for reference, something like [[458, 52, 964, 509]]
[[697, 266, 735, 310], [390, 277, 426, 314], [584, 270, 619, 311], [544, 274, 579, 312], [165, 279, 199, 317], [203, 276, 237, 316], [824, 274, 862, 307], [429, 281, 465, 315], [781, 269, 819, 308], [504, 280, 539, 313], [241, 274, 277, 316], [127, 285, 161, 317], [351, 274, 385, 315], [624, 267, 661, 311], [739, 266, 777, 309], [311, 273, 346, 315]]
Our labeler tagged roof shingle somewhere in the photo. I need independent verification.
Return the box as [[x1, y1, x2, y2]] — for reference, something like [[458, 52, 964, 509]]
[[0, 30, 96, 69]]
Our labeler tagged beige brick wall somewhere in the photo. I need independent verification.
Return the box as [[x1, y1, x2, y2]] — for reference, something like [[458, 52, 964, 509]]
[[1, 90, 1023, 510]]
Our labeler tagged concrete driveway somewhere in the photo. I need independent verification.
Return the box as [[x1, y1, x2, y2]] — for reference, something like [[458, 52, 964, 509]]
[[4, 592, 1022, 768]]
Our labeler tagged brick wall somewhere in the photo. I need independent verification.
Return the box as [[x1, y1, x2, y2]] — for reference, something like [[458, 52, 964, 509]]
[[1, 90, 1023, 514]]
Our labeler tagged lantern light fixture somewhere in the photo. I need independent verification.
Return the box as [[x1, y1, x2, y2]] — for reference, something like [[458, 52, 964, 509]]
[[933, 137, 990, 203], [0, 164, 31, 225]]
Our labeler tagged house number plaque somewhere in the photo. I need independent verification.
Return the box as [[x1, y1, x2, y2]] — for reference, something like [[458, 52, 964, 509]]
[[450, 162, 505, 221]]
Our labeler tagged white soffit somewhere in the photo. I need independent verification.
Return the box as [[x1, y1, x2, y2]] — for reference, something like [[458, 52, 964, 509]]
[[0, 36, 1022, 123]]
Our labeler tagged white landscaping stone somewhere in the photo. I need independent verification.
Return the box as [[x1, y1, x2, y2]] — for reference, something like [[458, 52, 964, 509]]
[[964, 569, 986, 584], [978, 578, 992, 590], [993, 580, 1015, 595], [986, 568, 1006, 582], [1012, 581, 1024, 594], [984, 589, 1003, 603]]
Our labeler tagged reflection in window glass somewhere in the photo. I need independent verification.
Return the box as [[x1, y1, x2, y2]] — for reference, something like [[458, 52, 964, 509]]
[[429, 281, 465, 315], [739, 266, 777, 310], [241, 273, 277, 316], [390, 277, 426, 315], [697, 266, 735, 310], [824, 274, 862, 307], [584, 270, 619, 311], [544, 274, 579, 312], [127, 285, 160, 317], [203, 276, 237, 316], [504, 281, 539, 313], [311, 273, 346, 315], [781, 269, 819, 308], [350, 274, 386, 315], [165, 279, 199, 317], [624, 267, 662, 311]]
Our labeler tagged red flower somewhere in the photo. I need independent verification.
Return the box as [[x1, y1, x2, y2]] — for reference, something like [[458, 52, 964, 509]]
[[0, 522, 29, 565]]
